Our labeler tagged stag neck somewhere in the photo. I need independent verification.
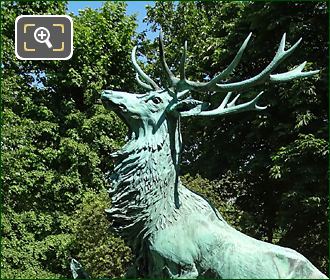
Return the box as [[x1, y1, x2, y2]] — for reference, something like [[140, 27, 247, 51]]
[[107, 118, 183, 250], [124, 115, 181, 154]]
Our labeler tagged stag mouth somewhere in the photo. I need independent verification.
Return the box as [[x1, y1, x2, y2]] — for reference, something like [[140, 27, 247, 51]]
[[104, 99, 128, 113], [101, 92, 131, 129], [101, 91, 127, 113]]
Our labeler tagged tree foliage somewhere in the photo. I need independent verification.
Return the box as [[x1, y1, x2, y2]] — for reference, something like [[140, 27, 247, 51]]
[[2, 1, 135, 278], [70, 190, 132, 278], [1, 1, 328, 278]]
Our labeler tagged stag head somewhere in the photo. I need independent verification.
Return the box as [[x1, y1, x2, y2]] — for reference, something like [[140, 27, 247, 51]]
[[101, 31, 318, 134]]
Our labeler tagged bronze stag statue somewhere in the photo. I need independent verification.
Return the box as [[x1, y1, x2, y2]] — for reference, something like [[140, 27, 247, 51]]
[[101, 32, 326, 279]]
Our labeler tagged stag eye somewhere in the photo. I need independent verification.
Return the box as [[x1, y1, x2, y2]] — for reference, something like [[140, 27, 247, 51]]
[[151, 97, 162, 104]]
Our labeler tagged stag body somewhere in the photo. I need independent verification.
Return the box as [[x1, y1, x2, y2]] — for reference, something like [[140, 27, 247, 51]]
[[102, 33, 327, 279]]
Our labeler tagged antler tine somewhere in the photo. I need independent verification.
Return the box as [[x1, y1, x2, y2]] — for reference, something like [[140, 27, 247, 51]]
[[213, 32, 252, 82], [135, 73, 153, 90], [131, 46, 160, 90], [177, 89, 190, 99], [183, 32, 252, 91], [179, 41, 187, 81], [159, 30, 179, 87], [270, 61, 320, 82]]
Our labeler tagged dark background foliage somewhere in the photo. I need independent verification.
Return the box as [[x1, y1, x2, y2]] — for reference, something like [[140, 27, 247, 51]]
[[1, 1, 328, 278]]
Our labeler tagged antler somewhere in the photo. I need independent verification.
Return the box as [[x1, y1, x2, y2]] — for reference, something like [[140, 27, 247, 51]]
[[180, 91, 267, 117], [132, 46, 160, 90], [131, 32, 319, 118], [185, 33, 319, 93], [159, 32, 319, 117]]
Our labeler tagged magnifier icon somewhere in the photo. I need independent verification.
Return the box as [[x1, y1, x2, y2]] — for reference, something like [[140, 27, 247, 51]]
[[34, 27, 53, 48]]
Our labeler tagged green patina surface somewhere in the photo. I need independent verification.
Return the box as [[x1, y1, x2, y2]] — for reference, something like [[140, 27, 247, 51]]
[[101, 32, 327, 279]]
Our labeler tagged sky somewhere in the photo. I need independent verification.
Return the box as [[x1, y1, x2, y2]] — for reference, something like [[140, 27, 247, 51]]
[[67, 1, 157, 39]]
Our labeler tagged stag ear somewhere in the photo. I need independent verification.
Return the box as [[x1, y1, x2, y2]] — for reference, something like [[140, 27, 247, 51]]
[[169, 97, 209, 116]]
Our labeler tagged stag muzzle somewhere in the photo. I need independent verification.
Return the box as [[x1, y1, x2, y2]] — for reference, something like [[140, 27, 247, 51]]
[[101, 90, 131, 113]]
